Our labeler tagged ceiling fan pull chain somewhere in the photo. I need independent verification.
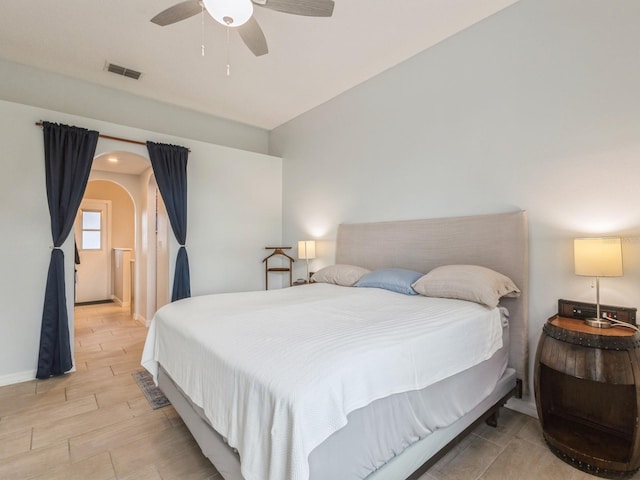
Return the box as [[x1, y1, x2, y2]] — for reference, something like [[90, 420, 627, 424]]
[[226, 27, 231, 76], [201, 4, 205, 56]]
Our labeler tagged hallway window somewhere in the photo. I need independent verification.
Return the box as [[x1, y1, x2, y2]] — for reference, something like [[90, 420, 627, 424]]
[[81, 210, 101, 250]]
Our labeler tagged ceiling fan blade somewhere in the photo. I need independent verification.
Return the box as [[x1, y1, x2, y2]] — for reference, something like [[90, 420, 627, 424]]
[[256, 0, 334, 17], [151, 0, 202, 26], [237, 17, 269, 57]]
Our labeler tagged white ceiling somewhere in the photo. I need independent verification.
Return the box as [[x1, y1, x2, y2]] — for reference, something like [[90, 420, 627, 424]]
[[92, 151, 151, 175], [0, 0, 518, 130]]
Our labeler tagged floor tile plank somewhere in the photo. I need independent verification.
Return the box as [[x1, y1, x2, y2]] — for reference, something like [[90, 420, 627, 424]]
[[69, 410, 171, 463], [31, 402, 134, 450], [0, 395, 98, 437], [0, 428, 32, 460], [0, 441, 69, 479], [479, 437, 597, 480], [28, 451, 116, 480]]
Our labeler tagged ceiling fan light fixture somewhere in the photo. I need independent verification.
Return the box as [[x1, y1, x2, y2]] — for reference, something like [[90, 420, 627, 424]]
[[203, 0, 254, 27]]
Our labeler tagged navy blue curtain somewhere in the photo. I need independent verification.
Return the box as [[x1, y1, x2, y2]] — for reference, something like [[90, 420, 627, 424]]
[[37, 122, 98, 379], [146, 141, 191, 302]]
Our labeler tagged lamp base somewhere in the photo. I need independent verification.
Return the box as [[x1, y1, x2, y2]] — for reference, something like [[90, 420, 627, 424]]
[[584, 317, 613, 329]]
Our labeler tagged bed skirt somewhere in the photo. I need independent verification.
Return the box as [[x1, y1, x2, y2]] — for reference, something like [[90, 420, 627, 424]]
[[158, 366, 516, 480]]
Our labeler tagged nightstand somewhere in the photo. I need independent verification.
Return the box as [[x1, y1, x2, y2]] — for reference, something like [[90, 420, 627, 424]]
[[534, 315, 640, 477]]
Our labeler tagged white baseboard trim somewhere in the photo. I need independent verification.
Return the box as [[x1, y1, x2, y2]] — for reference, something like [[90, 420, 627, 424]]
[[112, 297, 130, 308], [133, 313, 148, 327], [0, 366, 79, 387], [505, 397, 539, 419], [0, 369, 36, 387]]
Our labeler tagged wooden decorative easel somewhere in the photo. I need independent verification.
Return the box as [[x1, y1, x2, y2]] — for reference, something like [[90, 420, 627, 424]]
[[263, 247, 294, 290]]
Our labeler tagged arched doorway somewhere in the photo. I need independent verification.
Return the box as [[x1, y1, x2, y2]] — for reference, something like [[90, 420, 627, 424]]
[[75, 150, 169, 325]]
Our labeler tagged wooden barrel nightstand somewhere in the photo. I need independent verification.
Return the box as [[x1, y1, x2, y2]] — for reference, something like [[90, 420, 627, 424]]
[[534, 315, 640, 478]]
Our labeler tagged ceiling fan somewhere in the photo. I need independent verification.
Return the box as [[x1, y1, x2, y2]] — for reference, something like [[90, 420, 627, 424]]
[[151, 0, 335, 57]]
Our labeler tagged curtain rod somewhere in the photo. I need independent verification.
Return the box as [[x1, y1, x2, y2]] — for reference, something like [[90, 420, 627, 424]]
[[35, 122, 190, 152]]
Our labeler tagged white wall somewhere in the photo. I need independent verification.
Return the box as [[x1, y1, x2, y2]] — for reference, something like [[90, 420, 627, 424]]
[[84, 180, 135, 251], [270, 0, 640, 413], [0, 102, 52, 385], [188, 142, 283, 295], [0, 98, 282, 384], [0, 58, 269, 155]]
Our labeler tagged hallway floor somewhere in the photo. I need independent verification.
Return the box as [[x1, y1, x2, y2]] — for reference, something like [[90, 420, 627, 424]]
[[0, 303, 220, 479], [0, 303, 612, 479]]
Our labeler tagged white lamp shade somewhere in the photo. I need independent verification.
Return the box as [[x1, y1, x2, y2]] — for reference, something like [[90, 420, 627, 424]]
[[298, 240, 316, 260], [203, 0, 253, 26], [574, 237, 623, 277]]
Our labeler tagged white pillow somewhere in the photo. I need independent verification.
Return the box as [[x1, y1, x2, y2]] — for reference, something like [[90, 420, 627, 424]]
[[311, 264, 371, 287], [412, 265, 520, 308]]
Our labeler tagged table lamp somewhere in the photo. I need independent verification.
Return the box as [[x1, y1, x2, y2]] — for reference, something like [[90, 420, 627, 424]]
[[574, 237, 622, 328], [298, 240, 316, 282]]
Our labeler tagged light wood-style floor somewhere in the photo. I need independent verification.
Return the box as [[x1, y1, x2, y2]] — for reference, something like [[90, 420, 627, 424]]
[[0, 303, 220, 480], [0, 303, 614, 480]]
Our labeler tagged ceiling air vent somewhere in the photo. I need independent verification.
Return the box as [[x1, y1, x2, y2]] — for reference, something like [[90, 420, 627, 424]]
[[106, 62, 142, 80]]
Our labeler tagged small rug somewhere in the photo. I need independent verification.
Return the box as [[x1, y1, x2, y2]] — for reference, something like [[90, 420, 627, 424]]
[[132, 370, 171, 409]]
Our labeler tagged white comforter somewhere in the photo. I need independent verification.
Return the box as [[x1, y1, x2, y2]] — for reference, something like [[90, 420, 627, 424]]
[[141, 283, 503, 480]]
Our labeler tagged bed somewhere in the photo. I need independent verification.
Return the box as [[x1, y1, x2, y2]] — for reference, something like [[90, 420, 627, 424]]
[[142, 210, 529, 480]]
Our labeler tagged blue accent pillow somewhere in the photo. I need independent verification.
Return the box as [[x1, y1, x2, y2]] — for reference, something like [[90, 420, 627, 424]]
[[355, 268, 423, 295]]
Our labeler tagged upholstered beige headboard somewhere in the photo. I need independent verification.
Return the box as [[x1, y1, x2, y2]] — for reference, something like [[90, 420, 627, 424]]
[[336, 211, 529, 390]]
